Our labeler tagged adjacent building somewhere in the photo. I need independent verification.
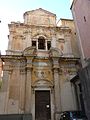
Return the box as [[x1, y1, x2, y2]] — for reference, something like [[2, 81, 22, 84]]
[[71, 0, 90, 119], [71, 0, 90, 67], [0, 8, 80, 120]]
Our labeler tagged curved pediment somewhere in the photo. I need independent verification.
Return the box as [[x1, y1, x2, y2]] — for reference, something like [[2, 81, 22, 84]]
[[49, 47, 63, 57], [23, 46, 36, 56]]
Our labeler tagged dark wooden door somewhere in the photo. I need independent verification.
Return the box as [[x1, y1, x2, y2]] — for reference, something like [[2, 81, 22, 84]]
[[35, 91, 51, 120]]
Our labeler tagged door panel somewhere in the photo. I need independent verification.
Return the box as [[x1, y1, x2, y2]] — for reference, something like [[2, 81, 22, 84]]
[[35, 91, 51, 120]]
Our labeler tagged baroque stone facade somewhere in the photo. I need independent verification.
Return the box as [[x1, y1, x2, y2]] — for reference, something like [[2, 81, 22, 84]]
[[0, 8, 80, 120]]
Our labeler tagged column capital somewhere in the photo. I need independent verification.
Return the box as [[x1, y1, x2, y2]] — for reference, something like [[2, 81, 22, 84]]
[[26, 57, 34, 69], [20, 69, 26, 74], [52, 57, 60, 69], [53, 67, 60, 73], [26, 66, 33, 72]]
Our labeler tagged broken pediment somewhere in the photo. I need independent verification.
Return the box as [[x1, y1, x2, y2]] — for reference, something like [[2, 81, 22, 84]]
[[49, 47, 63, 57], [23, 46, 36, 56]]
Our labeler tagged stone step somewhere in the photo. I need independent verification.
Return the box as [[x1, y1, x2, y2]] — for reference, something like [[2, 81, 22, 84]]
[[0, 114, 32, 120]]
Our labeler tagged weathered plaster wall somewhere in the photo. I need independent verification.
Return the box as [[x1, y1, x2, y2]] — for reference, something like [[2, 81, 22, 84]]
[[71, 0, 90, 60]]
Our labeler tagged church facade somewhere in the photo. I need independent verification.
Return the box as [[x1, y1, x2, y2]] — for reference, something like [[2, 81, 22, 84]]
[[0, 8, 80, 120]]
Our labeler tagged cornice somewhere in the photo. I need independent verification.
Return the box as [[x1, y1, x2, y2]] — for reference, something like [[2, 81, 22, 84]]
[[1, 55, 25, 61]]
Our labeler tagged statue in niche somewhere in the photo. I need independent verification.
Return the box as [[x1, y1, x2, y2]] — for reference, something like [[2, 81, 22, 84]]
[[41, 72, 44, 78]]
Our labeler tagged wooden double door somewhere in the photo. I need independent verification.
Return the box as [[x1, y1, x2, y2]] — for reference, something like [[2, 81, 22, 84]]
[[35, 91, 51, 120]]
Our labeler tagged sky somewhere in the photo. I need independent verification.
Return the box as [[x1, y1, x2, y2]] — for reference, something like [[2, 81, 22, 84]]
[[0, 0, 73, 54]]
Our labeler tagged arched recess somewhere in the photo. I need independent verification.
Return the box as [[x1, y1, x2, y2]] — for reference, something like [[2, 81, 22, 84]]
[[38, 36, 45, 50], [32, 34, 51, 50]]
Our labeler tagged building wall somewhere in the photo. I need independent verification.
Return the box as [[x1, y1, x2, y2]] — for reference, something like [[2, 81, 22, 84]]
[[57, 18, 80, 57], [0, 59, 2, 81], [7, 20, 79, 58], [71, 1, 90, 119], [0, 8, 80, 120], [71, 0, 90, 65]]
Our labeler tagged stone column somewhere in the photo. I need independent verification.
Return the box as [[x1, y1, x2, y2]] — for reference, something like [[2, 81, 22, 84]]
[[52, 37, 56, 48], [8, 32, 13, 50], [25, 67, 32, 113], [52, 58, 61, 119], [26, 30, 31, 48], [0, 70, 10, 114], [0, 60, 11, 114], [19, 69, 26, 113]]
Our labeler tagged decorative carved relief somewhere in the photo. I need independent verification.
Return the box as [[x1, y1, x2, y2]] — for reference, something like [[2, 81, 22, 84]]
[[34, 71, 48, 79], [32, 68, 53, 87], [33, 70, 52, 80]]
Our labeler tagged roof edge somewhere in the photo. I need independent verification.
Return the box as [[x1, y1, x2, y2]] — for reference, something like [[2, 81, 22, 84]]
[[24, 8, 56, 17], [70, 0, 77, 10]]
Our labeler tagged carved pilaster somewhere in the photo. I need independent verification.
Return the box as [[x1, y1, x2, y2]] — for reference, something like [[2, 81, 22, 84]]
[[3, 69, 13, 114], [19, 68, 26, 113], [25, 67, 32, 113], [52, 58, 61, 115], [53, 59, 59, 69], [25, 56, 34, 112]]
